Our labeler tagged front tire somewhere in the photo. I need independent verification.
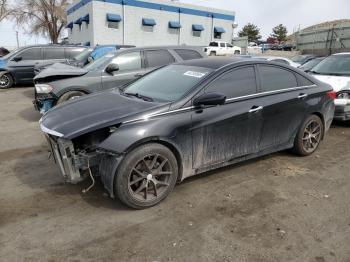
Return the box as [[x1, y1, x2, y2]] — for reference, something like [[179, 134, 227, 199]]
[[57, 91, 86, 104], [0, 73, 13, 89], [115, 143, 179, 209], [209, 51, 216, 56], [293, 115, 324, 156]]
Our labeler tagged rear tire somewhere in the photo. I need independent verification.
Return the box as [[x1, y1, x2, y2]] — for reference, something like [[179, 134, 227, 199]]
[[57, 91, 86, 104], [115, 143, 179, 209], [0, 73, 13, 89], [293, 115, 324, 156], [234, 50, 241, 55]]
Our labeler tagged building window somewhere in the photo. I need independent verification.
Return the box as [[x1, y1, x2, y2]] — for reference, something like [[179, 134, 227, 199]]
[[108, 21, 120, 29], [192, 24, 204, 37], [214, 26, 225, 39], [106, 13, 122, 29], [193, 31, 201, 37], [214, 32, 222, 39], [168, 28, 180, 35]]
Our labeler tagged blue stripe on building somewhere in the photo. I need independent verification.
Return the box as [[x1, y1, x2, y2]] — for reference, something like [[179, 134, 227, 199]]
[[67, 0, 235, 21]]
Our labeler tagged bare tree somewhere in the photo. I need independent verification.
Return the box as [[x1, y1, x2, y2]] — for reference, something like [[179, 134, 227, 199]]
[[0, 0, 13, 22], [11, 0, 68, 43]]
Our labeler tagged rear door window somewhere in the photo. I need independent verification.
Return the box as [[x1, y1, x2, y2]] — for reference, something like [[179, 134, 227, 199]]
[[111, 51, 142, 72], [205, 66, 257, 99], [65, 47, 86, 59], [43, 47, 65, 59], [145, 50, 175, 68], [174, 49, 202, 60], [258, 65, 297, 92], [18, 47, 42, 60]]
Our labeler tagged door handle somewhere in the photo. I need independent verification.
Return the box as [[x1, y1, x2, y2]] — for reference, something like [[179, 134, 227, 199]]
[[249, 106, 263, 113], [298, 93, 308, 99]]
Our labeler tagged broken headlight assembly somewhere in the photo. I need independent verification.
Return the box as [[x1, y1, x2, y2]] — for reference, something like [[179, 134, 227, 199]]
[[35, 83, 53, 94]]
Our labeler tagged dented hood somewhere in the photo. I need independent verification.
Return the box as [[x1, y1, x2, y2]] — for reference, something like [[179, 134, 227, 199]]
[[34, 62, 88, 80], [313, 74, 350, 92], [40, 89, 168, 139]]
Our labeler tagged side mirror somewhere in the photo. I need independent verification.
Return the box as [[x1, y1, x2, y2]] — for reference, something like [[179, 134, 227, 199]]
[[193, 92, 226, 107], [105, 63, 119, 74], [12, 56, 22, 62]]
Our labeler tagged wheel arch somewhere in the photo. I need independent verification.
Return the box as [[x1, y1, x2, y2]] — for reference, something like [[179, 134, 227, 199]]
[[122, 137, 184, 182], [311, 111, 326, 140]]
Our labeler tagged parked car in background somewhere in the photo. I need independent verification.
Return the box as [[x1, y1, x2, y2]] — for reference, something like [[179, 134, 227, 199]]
[[260, 44, 273, 51], [309, 53, 350, 121], [0, 47, 10, 57], [34, 44, 136, 74], [299, 57, 325, 72], [39, 57, 335, 209], [34, 46, 206, 114], [247, 42, 262, 54], [0, 45, 88, 89], [204, 41, 241, 56], [291, 54, 317, 66], [256, 56, 300, 67]]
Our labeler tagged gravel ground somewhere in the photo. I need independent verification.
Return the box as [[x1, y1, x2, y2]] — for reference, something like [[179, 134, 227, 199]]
[[1, 87, 350, 262]]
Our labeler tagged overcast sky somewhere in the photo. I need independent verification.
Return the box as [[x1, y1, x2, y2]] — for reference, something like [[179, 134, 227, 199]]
[[0, 0, 349, 48], [182, 0, 350, 37]]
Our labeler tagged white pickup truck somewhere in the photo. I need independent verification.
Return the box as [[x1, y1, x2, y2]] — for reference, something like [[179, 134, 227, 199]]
[[204, 41, 241, 56]]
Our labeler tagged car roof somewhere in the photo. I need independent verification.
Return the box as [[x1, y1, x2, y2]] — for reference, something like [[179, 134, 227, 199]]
[[19, 44, 87, 49], [115, 45, 203, 52], [176, 57, 249, 69], [332, 52, 350, 56]]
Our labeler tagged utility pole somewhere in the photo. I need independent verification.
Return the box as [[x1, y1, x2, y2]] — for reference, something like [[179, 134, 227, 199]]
[[16, 31, 19, 48]]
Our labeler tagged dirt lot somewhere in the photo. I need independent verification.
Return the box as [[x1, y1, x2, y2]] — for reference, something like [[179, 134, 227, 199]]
[[1, 87, 350, 262]]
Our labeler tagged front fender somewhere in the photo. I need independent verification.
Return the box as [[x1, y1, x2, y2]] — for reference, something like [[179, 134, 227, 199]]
[[98, 114, 193, 194]]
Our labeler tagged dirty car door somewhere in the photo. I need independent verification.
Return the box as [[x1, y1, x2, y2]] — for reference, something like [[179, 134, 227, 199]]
[[256, 64, 310, 149], [102, 51, 145, 90], [9, 47, 43, 83], [191, 66, 263, 169]]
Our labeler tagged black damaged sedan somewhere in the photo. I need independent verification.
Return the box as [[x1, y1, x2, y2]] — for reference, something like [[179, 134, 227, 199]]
[[40, 58, 335, 209]]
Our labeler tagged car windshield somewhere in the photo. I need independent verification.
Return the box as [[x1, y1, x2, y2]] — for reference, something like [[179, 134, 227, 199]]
[[311, 55, 350, 76], [123, 65, 212, 102], [299, 58, 323, 72], [73, 48, 93, 62], [209, 42, 218, 47], [84, 53, 115, 71]]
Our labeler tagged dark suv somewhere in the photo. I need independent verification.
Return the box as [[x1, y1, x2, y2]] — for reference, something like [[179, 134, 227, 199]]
[[0, 45, 88, 88]]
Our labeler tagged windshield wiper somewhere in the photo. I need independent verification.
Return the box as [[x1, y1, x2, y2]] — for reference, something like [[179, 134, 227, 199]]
[[124, 92, 154, 102]]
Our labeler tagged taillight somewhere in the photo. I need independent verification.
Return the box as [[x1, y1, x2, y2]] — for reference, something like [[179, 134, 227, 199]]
[[326, 91, 336, 100]]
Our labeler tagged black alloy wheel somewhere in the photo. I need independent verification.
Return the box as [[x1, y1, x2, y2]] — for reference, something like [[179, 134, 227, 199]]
[[301, 119, 322, 154], [0, 73, 13, 89], [293, 115, 324, 156], [115, 143, 178, 209]]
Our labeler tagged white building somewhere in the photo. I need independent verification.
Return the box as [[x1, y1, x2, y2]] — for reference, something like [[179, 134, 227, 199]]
[[66, 0, 236, 47]]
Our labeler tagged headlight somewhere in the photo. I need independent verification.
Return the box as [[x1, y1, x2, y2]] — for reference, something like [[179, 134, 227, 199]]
[[35, 84, 53, 93], [336, 91, 350, 99]]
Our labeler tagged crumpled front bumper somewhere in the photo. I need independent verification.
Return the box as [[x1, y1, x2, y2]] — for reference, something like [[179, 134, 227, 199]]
[[46, 136, 100, 185], [334, 98, 350, 121], [46, 136, 86, 184]]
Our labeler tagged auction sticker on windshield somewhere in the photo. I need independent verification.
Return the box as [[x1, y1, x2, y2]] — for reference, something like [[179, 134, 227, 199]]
[[184, 71, 207, 78]]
